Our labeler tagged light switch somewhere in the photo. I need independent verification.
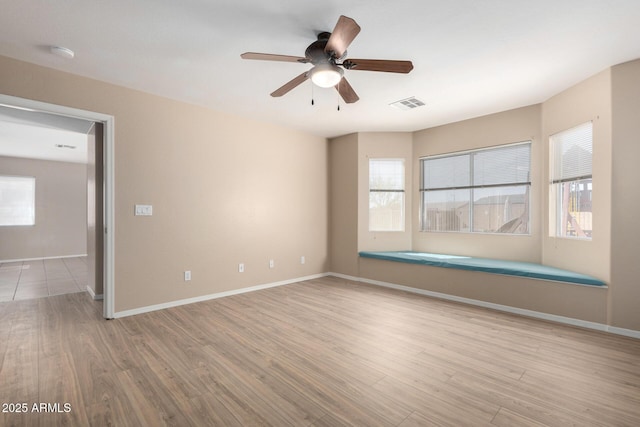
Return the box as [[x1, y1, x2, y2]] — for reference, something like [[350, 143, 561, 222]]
[[135, 204, 153, 216]]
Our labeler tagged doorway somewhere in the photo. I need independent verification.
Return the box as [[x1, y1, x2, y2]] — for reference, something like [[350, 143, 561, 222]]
[[0, 94, 114, 318]]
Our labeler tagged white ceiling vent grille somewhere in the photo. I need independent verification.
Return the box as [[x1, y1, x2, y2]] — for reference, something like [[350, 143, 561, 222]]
[[389, 97, 426, 110]]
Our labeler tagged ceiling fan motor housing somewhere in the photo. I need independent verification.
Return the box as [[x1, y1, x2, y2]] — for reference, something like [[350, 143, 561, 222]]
[[305, 32, 344, 64]]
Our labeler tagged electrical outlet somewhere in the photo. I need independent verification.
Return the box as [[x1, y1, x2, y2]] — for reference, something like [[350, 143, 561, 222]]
[[238, 263, 244, 273], [184, 270, 191, 281], [269, 259, 274, 269], [300, 256, 305, 265]]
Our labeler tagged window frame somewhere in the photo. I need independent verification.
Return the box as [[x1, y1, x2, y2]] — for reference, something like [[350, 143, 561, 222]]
[[419, 141, 532, 235], [368, 158, 406, 232], [0, 175, 36, 227]]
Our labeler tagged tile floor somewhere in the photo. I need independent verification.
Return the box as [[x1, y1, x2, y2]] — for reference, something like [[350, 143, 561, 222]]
[[0, 256, 87, 302]]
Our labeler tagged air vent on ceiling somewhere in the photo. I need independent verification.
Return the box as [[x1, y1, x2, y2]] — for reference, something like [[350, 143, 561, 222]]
[[389, 97, 425, 111], [54, 144, 77, 149]]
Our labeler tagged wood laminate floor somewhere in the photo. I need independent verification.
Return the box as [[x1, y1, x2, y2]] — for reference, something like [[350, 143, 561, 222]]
[[0, 276, 639, 426]]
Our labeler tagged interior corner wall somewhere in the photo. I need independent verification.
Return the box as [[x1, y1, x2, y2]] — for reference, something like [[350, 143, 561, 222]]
[[412, 105, 543, 262], [329, 133, 359, 276], [0, 55, 329, 313], [0, 155, 87, 261], [610, 58, 640, 331], [357, 132, 413, 252], [353, 102, 612, 326], [541, 69, 612, 283], [333, 64, 632, 331]]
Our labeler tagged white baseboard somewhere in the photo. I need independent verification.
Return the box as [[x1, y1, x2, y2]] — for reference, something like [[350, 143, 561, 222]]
[[607, 326, 640, 339], [327, 272, 640, 340], [0, 254, 88, 264], [86, 285, 104, 301], [112, 273, 329, 319]]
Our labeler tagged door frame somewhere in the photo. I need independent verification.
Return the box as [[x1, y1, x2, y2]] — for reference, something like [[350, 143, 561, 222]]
[[0, 94, 115, 318]]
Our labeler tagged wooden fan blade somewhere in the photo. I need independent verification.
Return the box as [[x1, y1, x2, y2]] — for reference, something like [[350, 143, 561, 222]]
[[241, 52, 309, 63], [325, 16, 361, 59], [335, 77, 359, 104], [270, 72, 309, 97], [343, 58, 414, 73]]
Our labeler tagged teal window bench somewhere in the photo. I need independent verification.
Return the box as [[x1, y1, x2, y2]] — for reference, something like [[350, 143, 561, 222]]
[[358, 251, 606, 287]]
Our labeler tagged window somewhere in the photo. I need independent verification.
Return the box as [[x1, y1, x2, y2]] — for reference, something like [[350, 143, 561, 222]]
[[0, 175, 36, 226], [550, 122, 593, 239], [369, 159, 405, 231], [420, 142, 531, 234]]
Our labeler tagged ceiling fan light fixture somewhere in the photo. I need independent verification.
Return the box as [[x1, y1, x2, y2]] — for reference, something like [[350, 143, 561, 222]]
[[309, 64, 343, 88]]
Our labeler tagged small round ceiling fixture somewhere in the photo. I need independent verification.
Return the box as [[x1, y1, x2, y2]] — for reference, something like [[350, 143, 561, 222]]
[[50, 46, 75, 59]]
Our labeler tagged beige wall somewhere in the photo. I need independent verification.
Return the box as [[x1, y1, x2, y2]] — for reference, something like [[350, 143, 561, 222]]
[[0, 155, 87, 260], [2, 53, 637, 331], [412, 105, 542, 262], [329, 71, 631, 328], [359, 258, 608, 324], [610, 59, 640, 331], [0, 55, 329, 313], [329, 133, 359, 276], [541, 69, 612, 282], [357, 132, 413, 251]]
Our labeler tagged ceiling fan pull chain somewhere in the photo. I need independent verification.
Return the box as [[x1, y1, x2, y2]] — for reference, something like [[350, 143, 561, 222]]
[[311, 82, 315, 106]]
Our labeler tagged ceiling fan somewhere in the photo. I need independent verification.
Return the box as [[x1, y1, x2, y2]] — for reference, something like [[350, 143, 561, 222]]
[[241, 15, 413, 104]]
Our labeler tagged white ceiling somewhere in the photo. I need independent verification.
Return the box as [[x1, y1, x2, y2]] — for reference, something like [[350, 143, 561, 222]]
[[0, 106, 93, 164], [1, 1, 639, 138]]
